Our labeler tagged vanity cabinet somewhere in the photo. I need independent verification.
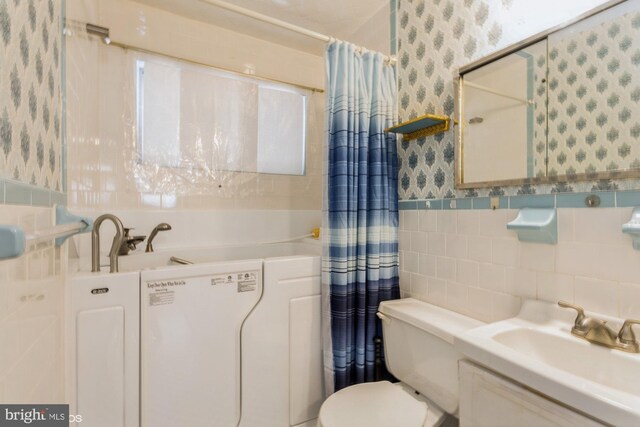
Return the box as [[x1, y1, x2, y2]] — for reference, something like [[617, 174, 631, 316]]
[[459, 361, 605, 427]]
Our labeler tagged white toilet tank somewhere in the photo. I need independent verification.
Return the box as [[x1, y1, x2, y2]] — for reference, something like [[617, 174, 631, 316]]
[[378, 298, 483, 415]]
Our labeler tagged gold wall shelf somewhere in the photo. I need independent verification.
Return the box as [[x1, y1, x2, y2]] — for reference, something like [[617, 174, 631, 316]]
[[385, 114, 451, 140]]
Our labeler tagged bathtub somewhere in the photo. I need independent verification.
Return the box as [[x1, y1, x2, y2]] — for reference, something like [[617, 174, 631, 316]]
[[116, 240, 321, 271], [69, 241, 323, 427]]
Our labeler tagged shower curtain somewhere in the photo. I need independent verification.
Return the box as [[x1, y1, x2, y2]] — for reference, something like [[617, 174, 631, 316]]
[[322, 40, 400, 394]]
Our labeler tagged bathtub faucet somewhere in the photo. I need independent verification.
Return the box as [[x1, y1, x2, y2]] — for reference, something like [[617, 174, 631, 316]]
[[146, 223, 172, 252], [92, 214, 125, 273], [118, 228, 147, 255]]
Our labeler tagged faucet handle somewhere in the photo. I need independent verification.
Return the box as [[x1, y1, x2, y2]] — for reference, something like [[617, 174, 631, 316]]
[[558, 301, 588, 333], [617, 319, 640, 345]]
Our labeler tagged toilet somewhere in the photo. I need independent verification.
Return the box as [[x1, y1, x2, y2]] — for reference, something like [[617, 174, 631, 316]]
[[318, 298, 483, 427]]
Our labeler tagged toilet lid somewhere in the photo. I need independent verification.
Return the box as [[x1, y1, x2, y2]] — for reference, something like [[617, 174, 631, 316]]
[[318, 381, 428, 427]]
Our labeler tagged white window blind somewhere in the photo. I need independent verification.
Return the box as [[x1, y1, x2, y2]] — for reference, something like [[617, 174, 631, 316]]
[[136, 55, 307, 176]]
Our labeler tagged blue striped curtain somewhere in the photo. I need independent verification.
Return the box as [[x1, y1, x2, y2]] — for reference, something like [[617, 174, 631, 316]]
[[322, 41, 400, 394]]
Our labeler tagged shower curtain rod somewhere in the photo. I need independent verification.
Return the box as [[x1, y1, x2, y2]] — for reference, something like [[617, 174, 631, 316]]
[[114, 40, 325, 93], [81, 21, 324, 93], [198, 0, 397, 64]]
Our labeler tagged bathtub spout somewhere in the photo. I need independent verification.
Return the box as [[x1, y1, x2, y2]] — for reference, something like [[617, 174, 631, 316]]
[[170, 256, 193, 265]]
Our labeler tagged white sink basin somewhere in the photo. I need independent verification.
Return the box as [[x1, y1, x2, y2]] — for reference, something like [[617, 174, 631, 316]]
[[455, 300, 640, 426]]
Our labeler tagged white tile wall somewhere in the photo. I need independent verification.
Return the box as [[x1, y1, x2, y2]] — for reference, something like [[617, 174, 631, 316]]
[[399, 208, 640, 322], [0, 206, 66, 403]]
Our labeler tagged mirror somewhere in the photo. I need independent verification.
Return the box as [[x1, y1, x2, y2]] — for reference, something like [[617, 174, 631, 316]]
[[455, 0, 640, 188]]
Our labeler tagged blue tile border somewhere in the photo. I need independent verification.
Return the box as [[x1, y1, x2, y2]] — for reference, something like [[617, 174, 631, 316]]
[[399, 190, 640, 211], [398, 200, 417, 210], [556, 191, 615, 208], [472, 197, 491, 209], [0, 178, 66, 207], [443, 198, 472, 210], [510, 194, 555, 209], [616, 190, 640, 208]]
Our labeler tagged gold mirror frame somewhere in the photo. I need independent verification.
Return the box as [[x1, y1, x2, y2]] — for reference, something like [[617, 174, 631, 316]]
[[453, 0, 639, 190]]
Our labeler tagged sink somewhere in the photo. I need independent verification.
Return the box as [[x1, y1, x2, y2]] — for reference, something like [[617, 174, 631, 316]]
[[454, 300, 640, 426]]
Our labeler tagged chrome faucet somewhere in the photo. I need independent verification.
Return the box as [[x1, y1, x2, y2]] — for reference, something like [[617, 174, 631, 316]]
[[92, 214, 125, 273], [118, 228, 146, 255], [146, 223, 172, 252], [558, 301, 640, 353]]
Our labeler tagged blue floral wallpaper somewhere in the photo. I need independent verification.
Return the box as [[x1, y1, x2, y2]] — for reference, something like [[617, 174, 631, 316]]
[[396, 0, 640, 200], [0, 0, 62, 192]]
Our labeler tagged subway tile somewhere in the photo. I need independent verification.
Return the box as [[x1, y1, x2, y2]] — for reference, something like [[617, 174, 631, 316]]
[[557, 208, 575, 242], [519, 242, 556, 272], [411, 273, 428, 296], [619, 282, 640, 319], [436, 210, 457, 233], [505, 268, 537, 299], [399, 231, 411, 251], [446, 281, 469, 314], [478, 209, 509, 238], [403, 251, 420, 274], [457, 259, 479, 287], [491, 238, 519, 267], [419, 210, 437, 232], [466, 235, 492, 263], [478, 263, 506, 292], [446, 234, 467, 258], [555, 242, 616, 281], [573, 208, 627, 245], [427, 233, 446, 256], [601, 244, 640, 284], [411, 231, 427, 253], [427, 278, 447, 306], [419, 254, 436, 277], [399, 270, 411, 293], [467, 287, 494, 323], [457, 210, 479, 236], [536, 272, 574, 304], [574, 276, 619, 317], [403, 211, 419, 231], [492, 292, 522, 321], [436, 256, 456, 281]]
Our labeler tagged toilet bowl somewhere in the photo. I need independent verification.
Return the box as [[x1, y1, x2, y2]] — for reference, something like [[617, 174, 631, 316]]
[[318, 298, 483, 427]]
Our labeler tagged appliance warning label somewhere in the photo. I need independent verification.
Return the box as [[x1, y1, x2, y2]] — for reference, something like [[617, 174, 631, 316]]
[[211, 274, 237, 287], [237, 271, 258, 292], [210, 270, 258, 292], [147, 280, 186, 306]]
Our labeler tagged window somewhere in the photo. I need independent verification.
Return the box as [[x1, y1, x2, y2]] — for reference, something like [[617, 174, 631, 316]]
[[136, 55, 307, 175]]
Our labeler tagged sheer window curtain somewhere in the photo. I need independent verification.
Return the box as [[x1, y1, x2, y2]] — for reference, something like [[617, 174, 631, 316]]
[[322, 40, 400, 394]]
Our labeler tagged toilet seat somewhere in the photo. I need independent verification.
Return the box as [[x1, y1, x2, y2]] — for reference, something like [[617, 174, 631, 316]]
[[318, 381, 436, 427]]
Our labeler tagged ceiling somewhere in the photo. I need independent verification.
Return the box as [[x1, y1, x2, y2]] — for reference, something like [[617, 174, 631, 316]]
[[134, 0, 389, 55]]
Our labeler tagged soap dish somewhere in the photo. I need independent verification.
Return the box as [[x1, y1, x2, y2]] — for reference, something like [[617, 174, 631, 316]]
[[507, 208, 557, 244], [622, 207, 640, 250]]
